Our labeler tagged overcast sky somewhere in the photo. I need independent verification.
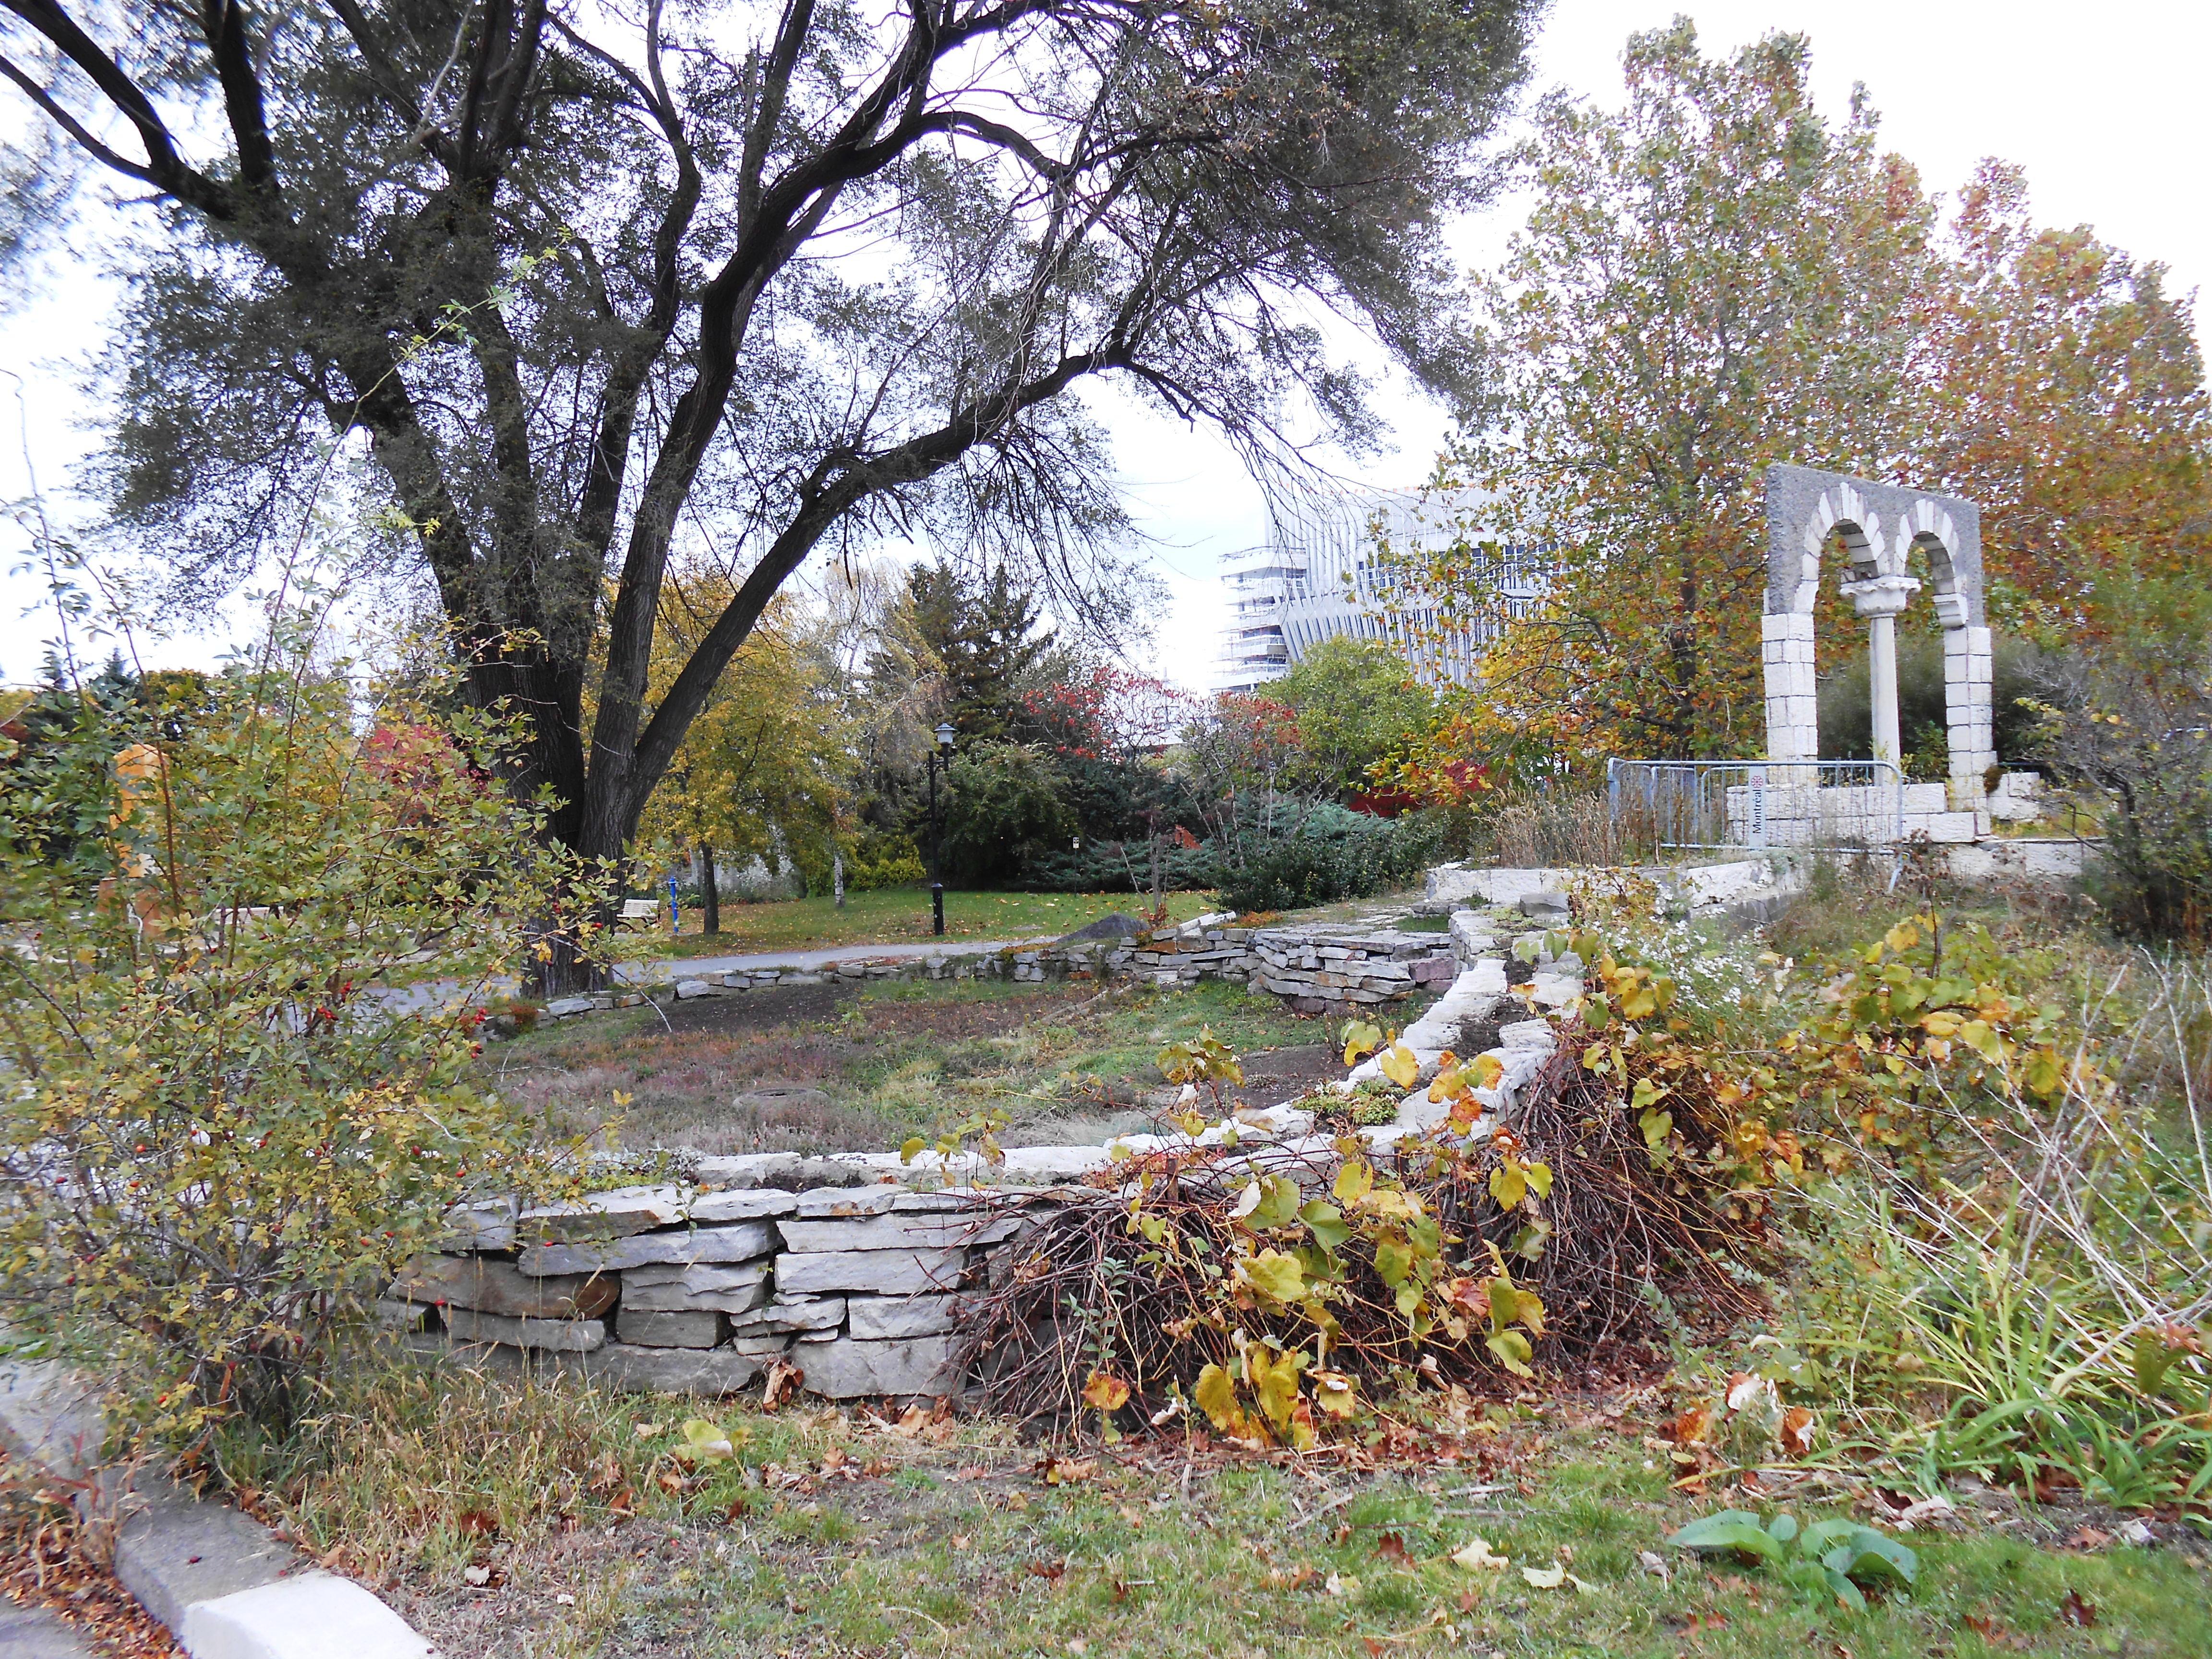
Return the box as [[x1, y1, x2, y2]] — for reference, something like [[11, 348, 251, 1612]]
[[2, 0, 2206, 688]]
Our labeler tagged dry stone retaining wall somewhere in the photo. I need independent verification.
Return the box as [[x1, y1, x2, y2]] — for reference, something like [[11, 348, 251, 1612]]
[[538, 919, 1455, 1024], [399, 912, 1558, 1404]]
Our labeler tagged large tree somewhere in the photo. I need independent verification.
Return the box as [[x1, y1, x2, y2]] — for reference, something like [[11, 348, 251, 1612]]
[[1389, 23, 1934, 767], [0, 0, 1541, 976]]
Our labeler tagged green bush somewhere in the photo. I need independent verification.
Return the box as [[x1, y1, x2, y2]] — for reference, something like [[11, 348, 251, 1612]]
[[939, 740, 1077, 886], [842, 828, 926, 892], [1200, 799, 1443, 913], [0, 636, 593, 1450]]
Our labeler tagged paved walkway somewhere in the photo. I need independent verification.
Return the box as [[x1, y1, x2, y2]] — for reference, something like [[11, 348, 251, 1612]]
[[0, 1601, 97, 1657]]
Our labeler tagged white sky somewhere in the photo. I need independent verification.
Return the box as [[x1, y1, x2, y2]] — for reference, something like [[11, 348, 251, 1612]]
[[2, 0, 2207, 688]]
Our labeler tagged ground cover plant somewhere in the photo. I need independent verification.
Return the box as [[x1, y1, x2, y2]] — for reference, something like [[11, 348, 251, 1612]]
[[650, 889, 1224, 959], [222, 1356, 2211, 1659], [478, 977, 1336, 1156]]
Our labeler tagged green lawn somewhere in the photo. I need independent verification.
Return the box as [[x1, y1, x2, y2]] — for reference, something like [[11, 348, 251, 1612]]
[[261, 1362, 2212, 1659], [649, 887, 1224, 958]]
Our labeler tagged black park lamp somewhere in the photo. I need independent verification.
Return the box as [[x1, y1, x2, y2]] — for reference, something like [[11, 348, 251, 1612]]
[[926, 721, 957, 937]]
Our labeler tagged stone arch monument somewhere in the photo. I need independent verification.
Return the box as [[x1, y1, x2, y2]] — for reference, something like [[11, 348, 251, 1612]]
[[1761, 462, 1995, 814]]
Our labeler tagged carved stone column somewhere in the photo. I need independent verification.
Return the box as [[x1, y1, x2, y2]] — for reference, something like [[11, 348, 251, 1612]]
[[1839, 572, 1921, 770]]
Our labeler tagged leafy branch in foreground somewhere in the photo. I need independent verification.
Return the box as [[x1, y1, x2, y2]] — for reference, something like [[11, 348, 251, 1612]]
[[0, 623, 606, 1450]]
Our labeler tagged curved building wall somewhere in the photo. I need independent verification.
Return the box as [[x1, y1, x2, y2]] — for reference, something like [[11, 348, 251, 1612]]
[[1214, 489, 1542, 694]]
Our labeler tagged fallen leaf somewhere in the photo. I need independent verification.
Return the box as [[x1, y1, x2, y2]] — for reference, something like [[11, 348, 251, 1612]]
[[1670, 1405, 1714, 1445], [1724, 1372, 1762, 1411], [1376, 1531, 1411, 1564], [1779, 1406, 1816, 1456], [1323, 1571, 1361, 1597], [1452, 1537, 1510, 1571], [1028, 1559, 1067, 1585], [953, 1465, 987, 1480], [2059, 1589, 2097, 1628], [456, 1508, 498, 1539], [1520, 1564, 1565, 1589], [1040, 1455, 1099, 1486], [2064, 1526, 2112, 1551], [761, 1358, 803, 1411], [1963, 1613, 2005, 1644], [462, 1563, 492, 1588]]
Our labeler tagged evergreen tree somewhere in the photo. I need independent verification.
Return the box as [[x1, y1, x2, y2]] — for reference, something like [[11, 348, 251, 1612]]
[[907, 564, 1056, 741]]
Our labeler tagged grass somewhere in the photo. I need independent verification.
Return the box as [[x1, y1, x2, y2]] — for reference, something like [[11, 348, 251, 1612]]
[[479, 974, 1348, 1154], [242, 1356, 2212, 1659], [644, 888, 1226, 959]]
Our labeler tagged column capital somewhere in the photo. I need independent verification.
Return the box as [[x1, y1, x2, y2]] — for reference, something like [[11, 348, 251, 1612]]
[[1839, 572, 1921, 619]]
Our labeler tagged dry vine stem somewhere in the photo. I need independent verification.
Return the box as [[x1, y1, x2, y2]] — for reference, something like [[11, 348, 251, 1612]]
[[968, 1038, 1766, 1431]]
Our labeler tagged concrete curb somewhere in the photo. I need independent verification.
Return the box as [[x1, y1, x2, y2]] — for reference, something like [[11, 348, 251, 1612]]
[[0, 1353, 436, 1658]]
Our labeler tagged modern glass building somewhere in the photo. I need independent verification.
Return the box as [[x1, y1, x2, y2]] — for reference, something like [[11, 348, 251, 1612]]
[[1213, 488, 1543, 694]]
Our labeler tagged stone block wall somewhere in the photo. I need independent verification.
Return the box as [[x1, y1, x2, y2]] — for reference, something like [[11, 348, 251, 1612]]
[[402, 916, 1570, 1404], [535, 921, 1454, 1026], [392, 1179, 1059, 1400]]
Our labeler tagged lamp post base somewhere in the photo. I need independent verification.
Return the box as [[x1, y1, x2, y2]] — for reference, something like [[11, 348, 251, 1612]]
[[931, 883, 945, 937]]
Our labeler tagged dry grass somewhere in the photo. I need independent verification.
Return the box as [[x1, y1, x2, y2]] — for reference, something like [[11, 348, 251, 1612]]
[[477, 977, 1333, 1155], [0, 1451, 178, 1657]]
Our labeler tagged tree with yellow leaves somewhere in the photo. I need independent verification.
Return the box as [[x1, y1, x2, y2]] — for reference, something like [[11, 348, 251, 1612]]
[[634, 577, 852, 931]]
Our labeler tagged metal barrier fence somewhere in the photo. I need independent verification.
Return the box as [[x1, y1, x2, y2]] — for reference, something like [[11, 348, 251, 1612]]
[[1605, 758, 1906, 851]]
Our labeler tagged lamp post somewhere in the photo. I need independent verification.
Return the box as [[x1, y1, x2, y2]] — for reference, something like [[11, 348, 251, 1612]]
[[925, 721, 956, 937]]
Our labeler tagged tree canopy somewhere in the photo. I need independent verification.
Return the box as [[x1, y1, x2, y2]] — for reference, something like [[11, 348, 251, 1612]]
[[0, 0, 1543, 952], [1383, 23, 2210, 771]]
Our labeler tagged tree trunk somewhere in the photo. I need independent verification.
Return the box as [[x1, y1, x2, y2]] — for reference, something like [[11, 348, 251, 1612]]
[[833, 847, 845, 910], [700, 844, 720, 935]]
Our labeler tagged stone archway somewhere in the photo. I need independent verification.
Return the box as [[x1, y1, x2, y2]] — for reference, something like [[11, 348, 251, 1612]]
[[1760, 463, 1995, 813]]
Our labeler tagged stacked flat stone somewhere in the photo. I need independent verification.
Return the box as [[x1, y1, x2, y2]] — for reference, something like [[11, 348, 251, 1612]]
[[537, 920, 1455, 1025], [392, 1177, 1070, 1399]]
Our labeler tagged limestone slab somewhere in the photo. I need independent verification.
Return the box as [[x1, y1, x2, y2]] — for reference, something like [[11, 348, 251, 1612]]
[[615, 1309, 726, 1349], [685, 1188, 800, 1223], [791, 1185, 972, 1219], [390, 1254, 616, 1321], [517, 1221, 778, 1274], [776, 1211, 1019, 1253], [518, 1184, 686, 1241], [620, 1261, 771, 1313], [443, 1308, 606, 1353], [846, 1294, 962, 1341], [775, 1248, 967, 1296], [731, 1297, 846, 1334], [796, 1335, 964, 1399], [579, 1343, 766, 1395], [688, 1152, 805, 1187]]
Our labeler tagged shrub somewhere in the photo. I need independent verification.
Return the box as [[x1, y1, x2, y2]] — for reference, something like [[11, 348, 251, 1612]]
[[2030, 583, 2212, 942], [841, 829, 926, 892], [939, 740, 1077, 885], [1199, 797, 1442, 913], [0, 636, 594, 1450]]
